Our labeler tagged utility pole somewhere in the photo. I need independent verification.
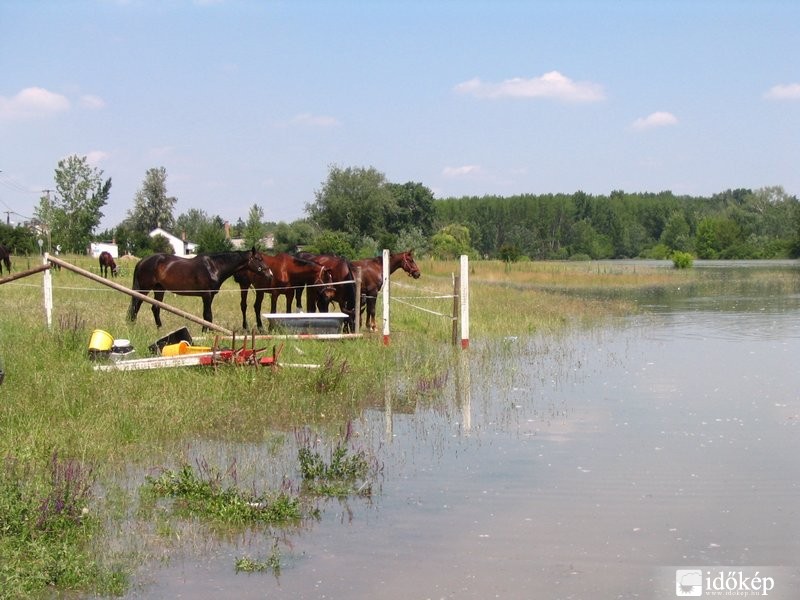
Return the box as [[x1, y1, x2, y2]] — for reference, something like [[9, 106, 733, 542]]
[[40, 189, 55, 253]]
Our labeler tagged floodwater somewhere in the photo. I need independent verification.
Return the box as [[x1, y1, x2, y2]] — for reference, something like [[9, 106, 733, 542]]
[[124, 262, 800, 599]]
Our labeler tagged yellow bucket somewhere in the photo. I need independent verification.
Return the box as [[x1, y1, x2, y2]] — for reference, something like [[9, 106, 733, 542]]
[[184, 346, 212, 354], [88, 329, 114, 352], [161, 340, 190, 356]]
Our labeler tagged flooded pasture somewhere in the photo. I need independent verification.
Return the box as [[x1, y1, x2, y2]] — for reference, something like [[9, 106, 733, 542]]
[[124, 262, 800, 599]]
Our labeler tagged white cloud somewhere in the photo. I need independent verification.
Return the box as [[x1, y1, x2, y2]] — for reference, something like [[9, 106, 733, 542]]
[[0, 87, 70, 120], [80, 94, 106, 110], [442, 165, 481, 178], [85, 150, 109, 165], [763, 83, 800, 100], [289, 113, 340, 127], [631, 111, 678, 131], [454, 71, 605, 103]]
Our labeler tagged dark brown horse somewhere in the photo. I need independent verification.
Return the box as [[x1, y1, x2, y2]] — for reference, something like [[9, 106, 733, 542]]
[[0, 244, 10, 275], [233, 253, 336, 331], [351, 250, 421, 331], [98, 251, 118, 278], [294, 252, 357, 331], [127, 248, 271, 330]]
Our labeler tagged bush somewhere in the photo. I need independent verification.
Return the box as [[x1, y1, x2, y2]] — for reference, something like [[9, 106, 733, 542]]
[[671, 251, 694, 269]]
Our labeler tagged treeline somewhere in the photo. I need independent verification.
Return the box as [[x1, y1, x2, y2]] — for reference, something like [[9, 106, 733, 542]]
[[5, 158, 800, 262], [434, 187, 800, 260]]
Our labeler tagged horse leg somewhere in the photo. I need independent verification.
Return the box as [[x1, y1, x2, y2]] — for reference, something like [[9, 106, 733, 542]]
[[201, 294, 214, 331], [367, 298, 377, 332], [294, 287, 304, 312], [316, 291, 328, 313], [284, 290, 293, 313], [128, 294, 145, 322], [240, 288, 250, 330], [151, 291, 165, 328], [254, 290, 265, 331], [268, 292, 280, 331]]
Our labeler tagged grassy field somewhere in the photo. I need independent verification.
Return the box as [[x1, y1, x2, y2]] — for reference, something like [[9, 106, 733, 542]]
[[0, 253, 691, 597]]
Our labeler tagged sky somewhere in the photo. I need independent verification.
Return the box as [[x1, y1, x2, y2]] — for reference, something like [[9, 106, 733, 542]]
[[1, 0, 799, 233]]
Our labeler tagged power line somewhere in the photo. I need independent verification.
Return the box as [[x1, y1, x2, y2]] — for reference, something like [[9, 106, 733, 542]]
[[0, 172, 39, 195], [0, 171, 42, 223]]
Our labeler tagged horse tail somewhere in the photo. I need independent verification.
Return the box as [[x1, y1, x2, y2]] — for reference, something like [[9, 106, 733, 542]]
[[127, 259, 142, 321], [343, 260, 357, 312]]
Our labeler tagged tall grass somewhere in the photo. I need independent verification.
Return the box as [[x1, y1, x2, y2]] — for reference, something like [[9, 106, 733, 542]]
[[0, 253, 697, 596]]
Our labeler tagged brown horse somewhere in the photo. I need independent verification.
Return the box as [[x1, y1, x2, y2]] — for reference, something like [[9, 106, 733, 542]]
[[351, 250, 421, 331], [127, 248, 271, 330], [294, 252, 357, 332], [0, 244, 10, 275], [233, 253, 336, 331], [98, 251, 118, 278]]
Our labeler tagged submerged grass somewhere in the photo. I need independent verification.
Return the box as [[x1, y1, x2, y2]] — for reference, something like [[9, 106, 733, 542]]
[[0, 253, 740, 596], [141, 460, 303, 525]]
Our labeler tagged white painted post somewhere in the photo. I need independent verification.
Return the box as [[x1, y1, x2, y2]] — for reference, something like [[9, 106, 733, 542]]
[[460, 254, 469, 349], [43, 253, 53, 328], [382, 248, 390, 345]]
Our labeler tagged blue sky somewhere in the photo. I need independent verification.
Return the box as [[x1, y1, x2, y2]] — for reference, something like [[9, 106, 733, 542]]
[[1, 0, 799, 232]]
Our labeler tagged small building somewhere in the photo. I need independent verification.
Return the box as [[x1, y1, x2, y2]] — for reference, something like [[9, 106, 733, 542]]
[[89, 242, 119, 258], [149, 227, 198, 257], [225, 219, 274, 250], [229, 234, 275, 251]]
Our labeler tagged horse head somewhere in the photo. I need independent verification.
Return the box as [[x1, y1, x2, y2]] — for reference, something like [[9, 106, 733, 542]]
[[401, 250, 421, 279], [248, 248, 273, 281], [317, 266, 337, 302]]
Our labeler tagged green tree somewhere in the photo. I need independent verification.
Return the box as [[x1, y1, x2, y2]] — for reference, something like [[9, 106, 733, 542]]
[[569, 219, 613, 259], [311, 231, 355, 258], [695, 218, 718, 259], [660, 211, 692, 252], [194, 217, 233, 253], [273, 220, 317, 253], [498, 243, 521, 262], [126, 167, 177, 234], [430, 224, 474, 259], [306, 165, 395, 240], [0, 222, 37, 255], [395, 226, 429, 256], [149, 234, 174, 254], [243, 204, 267, 250], [175, 209, 213, 243], [35, 155, 111, 253], [386, 182, 436, 237]]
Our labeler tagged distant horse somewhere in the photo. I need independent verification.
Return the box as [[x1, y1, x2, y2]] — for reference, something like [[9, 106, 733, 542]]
[[0, 244, 10, 275], [351, 250, 421, 331], [127, 248, 271, 330], [98, 251, 118, 278], [294, 252, 358, 331], [233, 253, 336, 331]]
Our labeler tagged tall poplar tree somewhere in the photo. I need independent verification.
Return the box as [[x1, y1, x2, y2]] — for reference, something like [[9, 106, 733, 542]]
[[127, 167, 177, 233], [35, 154, 111, 253]]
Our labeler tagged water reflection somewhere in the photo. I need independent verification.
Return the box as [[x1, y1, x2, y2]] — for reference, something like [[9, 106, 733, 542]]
[[123, 263, 800, 599]]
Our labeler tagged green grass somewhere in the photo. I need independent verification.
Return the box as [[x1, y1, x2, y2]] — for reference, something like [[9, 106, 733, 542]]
[[141, 461, 303, 524], [0, 253, 698, 597], [296, 425, 378, 497]]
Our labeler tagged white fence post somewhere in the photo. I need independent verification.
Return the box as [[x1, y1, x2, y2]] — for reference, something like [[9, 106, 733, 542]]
[[43, 253, 53, 328], [460, 254, 469, 349], [382, 249, 390, 345]]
